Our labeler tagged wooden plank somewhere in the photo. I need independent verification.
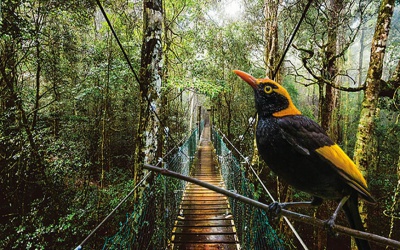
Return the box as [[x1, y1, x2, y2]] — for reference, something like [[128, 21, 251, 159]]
[[172, 233, 237, 243], [174, 226, 235, 234], [179, 215, 231, 220], [180, 210, 228, 215], [182, 197, 228, 202], [174, 220, 233, 227], [181, 200, 228, 205], [171, 126, 239, 250], [172, 243, 239, 250], [180, 204, 228, 209]]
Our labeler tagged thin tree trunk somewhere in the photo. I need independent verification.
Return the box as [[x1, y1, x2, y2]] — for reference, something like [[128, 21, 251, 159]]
[[100, 32, 112, 189], [358, 28, 365, 88], [254, 0, 280, 165], [357, 27, 366, 108], [33, 39, 41, 130], [321, 0, 341, 138], [264, 0, 280, 79]]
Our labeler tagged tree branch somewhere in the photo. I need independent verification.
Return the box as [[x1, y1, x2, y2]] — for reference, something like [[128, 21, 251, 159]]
[[292, 44, 366, 92], [380, 60, 400, 98], [144, 164, 400, 249]]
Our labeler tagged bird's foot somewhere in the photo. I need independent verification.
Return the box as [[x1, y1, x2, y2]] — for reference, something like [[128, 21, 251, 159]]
[[323, 196, 349, 237], [268, 202, 285, 220], [324, 217, 339, 237]]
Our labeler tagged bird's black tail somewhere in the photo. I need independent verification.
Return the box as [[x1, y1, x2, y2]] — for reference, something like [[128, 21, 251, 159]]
[[342, 193, 371, 250]]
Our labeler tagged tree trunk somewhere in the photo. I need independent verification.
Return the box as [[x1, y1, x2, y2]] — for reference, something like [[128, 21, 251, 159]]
[[134, 0, 163, 187], [264, 0, 280, 79], [254, 0, 280, 165], [354, 0, 395, 174], [353, 0, 395, 241], [321, 0, 341, 139]]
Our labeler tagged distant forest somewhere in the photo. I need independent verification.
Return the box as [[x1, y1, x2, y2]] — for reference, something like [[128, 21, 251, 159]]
[[0, 0, 399, 249]]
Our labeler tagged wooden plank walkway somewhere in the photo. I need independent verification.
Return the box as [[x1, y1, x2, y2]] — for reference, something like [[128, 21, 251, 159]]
[[171, 126, 240, 250]]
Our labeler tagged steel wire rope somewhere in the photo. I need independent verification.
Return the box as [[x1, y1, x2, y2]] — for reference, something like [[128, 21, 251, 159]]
[[74, 133, 191, 250], [215, 127, 309, 250]]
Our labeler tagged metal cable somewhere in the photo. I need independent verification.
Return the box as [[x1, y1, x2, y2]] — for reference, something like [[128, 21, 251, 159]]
[[74, 172, 151, 250], [272, 0, 314, 80], [95, 0, 179, 146], [239, 0, 314, 142]]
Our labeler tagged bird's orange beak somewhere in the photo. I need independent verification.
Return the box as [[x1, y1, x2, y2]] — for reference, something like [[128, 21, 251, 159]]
[[233, 70, 258, 89]]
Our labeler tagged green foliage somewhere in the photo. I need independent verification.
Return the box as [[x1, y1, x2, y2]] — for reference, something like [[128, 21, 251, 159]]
[[1, 0, 400, 248], [282, 76, 299, 105]]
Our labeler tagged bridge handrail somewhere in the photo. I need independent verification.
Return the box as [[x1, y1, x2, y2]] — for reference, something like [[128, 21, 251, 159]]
[[99, 125, 203, 249], [212, 127, 286, 249]]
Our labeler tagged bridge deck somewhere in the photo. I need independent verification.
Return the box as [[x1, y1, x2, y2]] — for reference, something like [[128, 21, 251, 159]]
[[171, 126, 240, 250]]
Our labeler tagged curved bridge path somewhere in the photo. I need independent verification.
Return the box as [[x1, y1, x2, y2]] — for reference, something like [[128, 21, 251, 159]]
[[170, 125, 240, 250]]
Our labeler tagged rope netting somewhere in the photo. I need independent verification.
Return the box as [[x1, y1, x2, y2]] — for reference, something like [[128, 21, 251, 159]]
[[212, 128, 286, 250], [102, 125, 202, 249]]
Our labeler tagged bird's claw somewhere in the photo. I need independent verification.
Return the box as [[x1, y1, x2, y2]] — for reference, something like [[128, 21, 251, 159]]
[[324, 217, 339, 237], [268, 202, 285, 219]]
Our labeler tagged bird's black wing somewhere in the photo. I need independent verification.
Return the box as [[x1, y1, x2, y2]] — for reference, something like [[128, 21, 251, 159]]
[[277, 115, 333, 152], [277, 116, 374, 202]]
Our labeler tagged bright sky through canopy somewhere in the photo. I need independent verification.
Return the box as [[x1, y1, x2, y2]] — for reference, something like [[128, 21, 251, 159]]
[[224, 0, 242, 18], [207, 0, 243, 25]]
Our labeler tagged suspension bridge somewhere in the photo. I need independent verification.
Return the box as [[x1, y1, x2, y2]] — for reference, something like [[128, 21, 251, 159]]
[[73, 111, 400, 250], [94, 117, 286, 250]]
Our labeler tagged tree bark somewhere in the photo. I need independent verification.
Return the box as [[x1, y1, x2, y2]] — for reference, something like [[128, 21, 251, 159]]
[[134, 0, 163, 187], [264, 0, 280, 79], [354, 0, 395, 174], [320, 0, 341, 139], [254, 0, 281, 166]]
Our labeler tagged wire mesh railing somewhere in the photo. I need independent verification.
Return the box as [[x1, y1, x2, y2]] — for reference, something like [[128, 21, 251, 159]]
[[102, 126, 201, 249], [212, 127, 286, 250]]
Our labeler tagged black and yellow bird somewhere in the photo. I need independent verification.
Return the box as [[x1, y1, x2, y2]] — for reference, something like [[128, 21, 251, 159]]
[[233, 70, 375, 250]]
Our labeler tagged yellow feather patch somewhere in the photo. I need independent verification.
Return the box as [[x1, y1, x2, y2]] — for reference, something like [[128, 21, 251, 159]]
[[315, 144, 368, 190], [270, 81, 301, 117], [273, 105, 301, 117]]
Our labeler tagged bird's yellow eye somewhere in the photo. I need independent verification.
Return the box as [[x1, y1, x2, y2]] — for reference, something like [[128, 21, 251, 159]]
[[264, 85, 273, 94]]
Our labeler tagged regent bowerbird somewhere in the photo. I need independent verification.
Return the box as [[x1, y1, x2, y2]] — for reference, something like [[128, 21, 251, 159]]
[[234, 70, 375, 250]]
